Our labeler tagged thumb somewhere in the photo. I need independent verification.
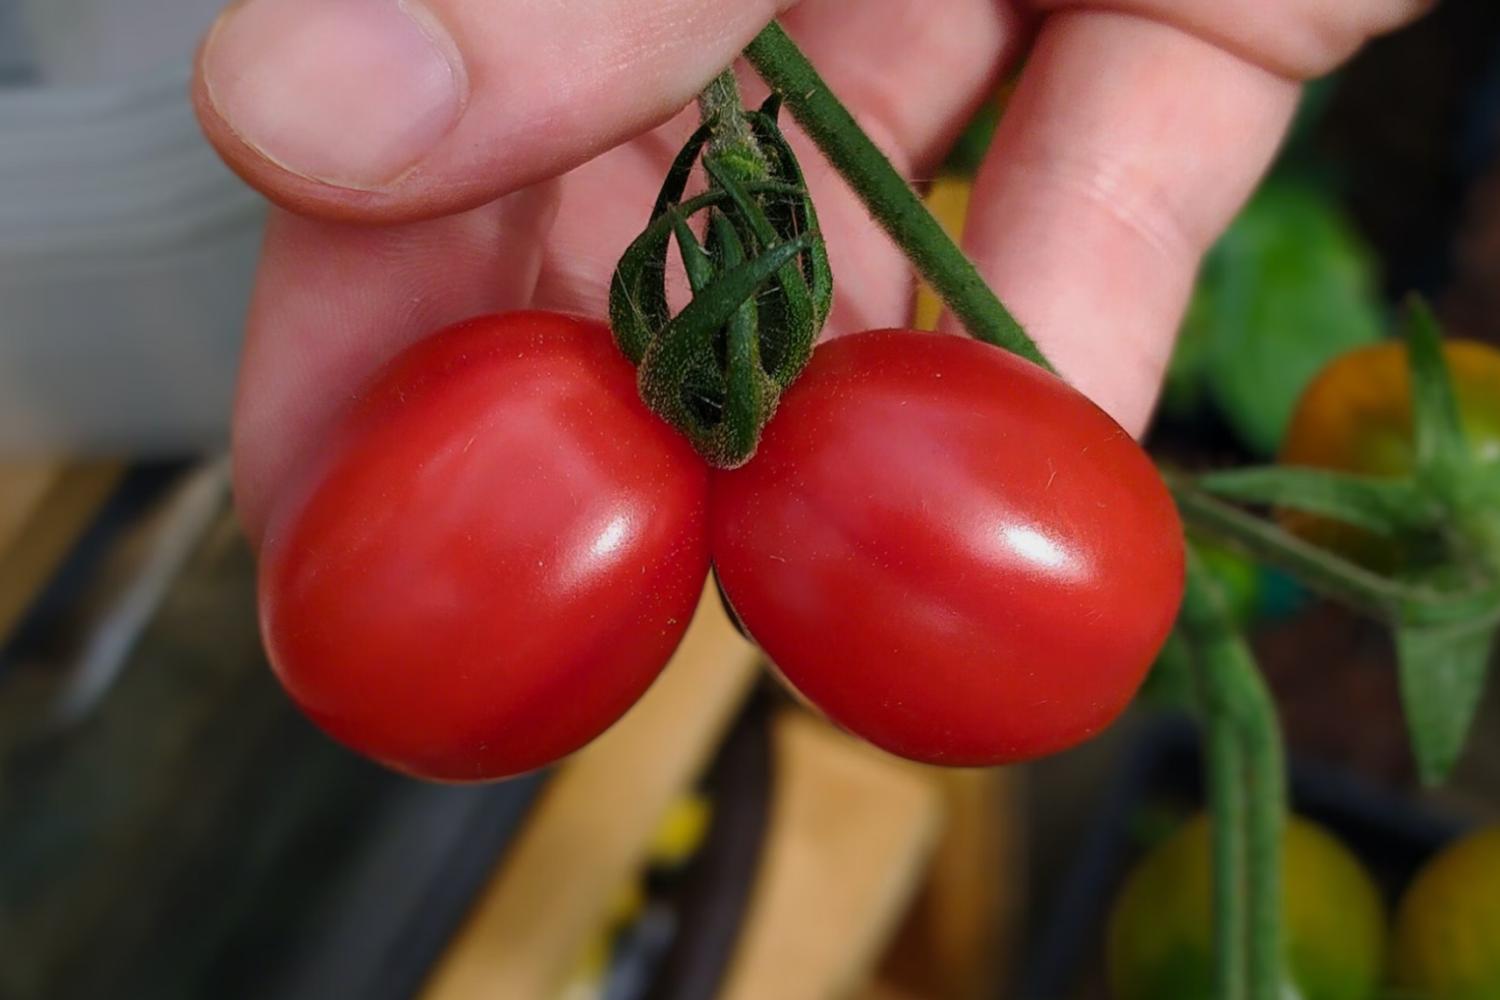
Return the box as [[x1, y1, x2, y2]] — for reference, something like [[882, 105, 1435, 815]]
[[194, 0, 789, 223]]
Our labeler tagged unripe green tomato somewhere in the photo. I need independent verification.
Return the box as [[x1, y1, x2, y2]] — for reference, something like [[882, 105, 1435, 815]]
[[1107, 814, 1386, 1000]]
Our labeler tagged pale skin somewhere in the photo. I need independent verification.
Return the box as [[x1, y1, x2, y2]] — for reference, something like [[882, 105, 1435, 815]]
[[192, 0, 1431, 540]]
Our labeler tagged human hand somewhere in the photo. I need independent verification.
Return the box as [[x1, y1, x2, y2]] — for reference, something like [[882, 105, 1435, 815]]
[[193, 0, 1428, 538]]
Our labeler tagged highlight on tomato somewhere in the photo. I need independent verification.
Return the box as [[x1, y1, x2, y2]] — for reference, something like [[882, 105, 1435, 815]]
[[710, 330, 1185, 766], [258, 311, 712, 782]]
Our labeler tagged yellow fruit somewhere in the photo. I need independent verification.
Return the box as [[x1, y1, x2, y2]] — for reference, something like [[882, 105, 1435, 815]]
[[1393, 826, 1500, 1000], [1107, 814, 1386, 1000]]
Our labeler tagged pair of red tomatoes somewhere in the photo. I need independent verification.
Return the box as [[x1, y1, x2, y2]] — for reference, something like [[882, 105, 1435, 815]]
[[260, 311, 1184, 781]]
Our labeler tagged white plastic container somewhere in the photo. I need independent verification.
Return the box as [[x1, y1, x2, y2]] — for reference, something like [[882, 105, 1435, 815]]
[[0, 0, 266, 453]]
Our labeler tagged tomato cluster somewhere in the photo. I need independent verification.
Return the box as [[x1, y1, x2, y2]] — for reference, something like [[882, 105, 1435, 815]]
[[259, 312, 1184, 781]]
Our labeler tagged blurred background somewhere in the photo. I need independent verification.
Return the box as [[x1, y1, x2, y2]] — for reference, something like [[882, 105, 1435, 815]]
[[2, 2, 1499, 998]]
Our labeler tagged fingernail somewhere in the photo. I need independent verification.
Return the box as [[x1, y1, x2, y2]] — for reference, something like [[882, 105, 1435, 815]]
[[202, 0, 465, 190]]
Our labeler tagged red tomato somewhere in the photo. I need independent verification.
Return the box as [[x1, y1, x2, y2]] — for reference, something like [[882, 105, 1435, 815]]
[[259, 312, 710, 782], [711, 331, 1184, 765]]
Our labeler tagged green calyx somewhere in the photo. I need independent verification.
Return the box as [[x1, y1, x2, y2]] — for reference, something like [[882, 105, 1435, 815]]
[[609, 92, 832, 468]]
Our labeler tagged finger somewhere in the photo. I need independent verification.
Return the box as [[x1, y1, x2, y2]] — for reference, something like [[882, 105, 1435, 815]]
[[195, 0, 791, 223], [951, 10, 1300, 435], [1030, 0, 1432, 79], [233, 186, 558, 537]]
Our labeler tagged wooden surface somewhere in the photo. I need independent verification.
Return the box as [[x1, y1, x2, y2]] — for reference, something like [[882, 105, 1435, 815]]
[[417, 600, 1019, 1000], [873, 768, 1024, 1000], [420, 589, 759, 1000], [0, 460, 122, 644], [718, 712, 944, 1000]]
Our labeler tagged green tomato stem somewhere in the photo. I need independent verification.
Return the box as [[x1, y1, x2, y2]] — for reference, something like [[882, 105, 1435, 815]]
[[697, 69, 768, 179], [1201, 665, 1249, 1000], [1239, 663, 1286, 1000], [1182, 548, 1288, 1000], [742, 22, 1050, 370], [1168, 471, 1422, 620]]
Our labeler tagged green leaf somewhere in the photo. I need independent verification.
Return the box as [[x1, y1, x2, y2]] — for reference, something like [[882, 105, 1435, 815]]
[[1174, 179, 1384, 455], [1196, 466, 1440, 535], [1395, 616, 1496, 784], [1401, 295, 1469, 479]]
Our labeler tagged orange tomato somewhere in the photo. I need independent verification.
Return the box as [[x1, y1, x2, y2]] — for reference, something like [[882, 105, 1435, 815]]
[[1279, 339, 1500, 566]]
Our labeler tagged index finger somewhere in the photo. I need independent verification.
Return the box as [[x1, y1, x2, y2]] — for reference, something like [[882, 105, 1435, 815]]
[[952, 9, 1299, 436]]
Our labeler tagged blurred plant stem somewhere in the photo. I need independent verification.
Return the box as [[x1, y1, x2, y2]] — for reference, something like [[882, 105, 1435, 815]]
[[1181, 547, 1288, 1000]]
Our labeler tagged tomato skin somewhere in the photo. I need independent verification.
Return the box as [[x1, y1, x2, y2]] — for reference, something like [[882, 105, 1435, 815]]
[[259, 312, 710, 782], [711, 331, 1184, 765]]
